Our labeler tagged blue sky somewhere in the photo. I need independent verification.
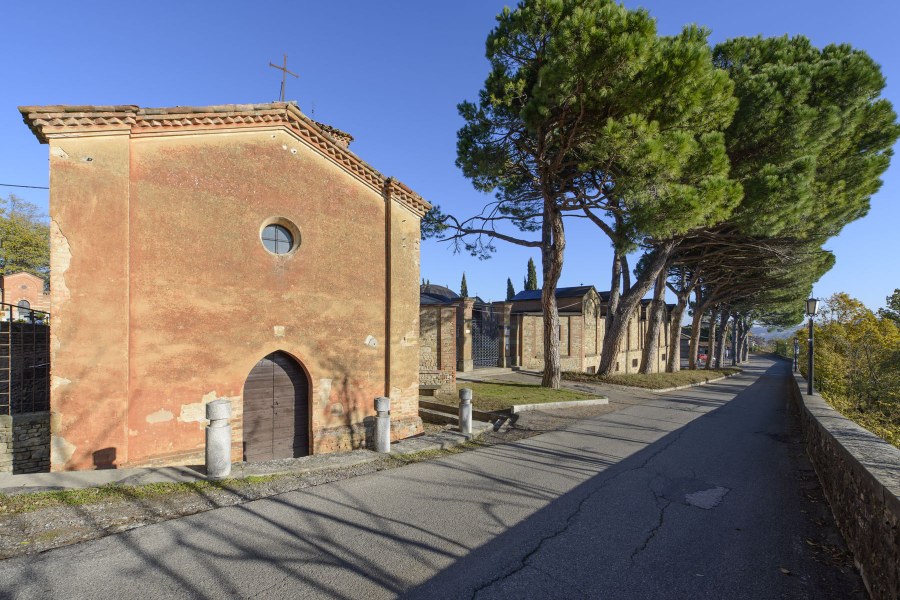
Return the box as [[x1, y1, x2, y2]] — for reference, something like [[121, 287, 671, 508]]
[[2, 1, 897, 317]]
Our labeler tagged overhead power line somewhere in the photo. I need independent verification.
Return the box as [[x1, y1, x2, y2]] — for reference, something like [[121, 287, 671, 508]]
[[0, 183, 49, 190]]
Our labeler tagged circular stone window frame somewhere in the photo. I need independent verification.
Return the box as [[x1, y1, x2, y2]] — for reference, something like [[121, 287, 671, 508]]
[[259, 216, 302, 257]]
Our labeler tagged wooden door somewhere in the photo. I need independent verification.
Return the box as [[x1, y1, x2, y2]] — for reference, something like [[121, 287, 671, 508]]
[[243, 351, 310, 462]]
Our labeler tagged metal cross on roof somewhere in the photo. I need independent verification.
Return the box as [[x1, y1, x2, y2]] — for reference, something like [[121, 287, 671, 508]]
[[269, 54, 299, 103]]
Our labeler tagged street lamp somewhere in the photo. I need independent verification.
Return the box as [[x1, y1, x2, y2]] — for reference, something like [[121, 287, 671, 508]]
[[806, 297, 820, 395]]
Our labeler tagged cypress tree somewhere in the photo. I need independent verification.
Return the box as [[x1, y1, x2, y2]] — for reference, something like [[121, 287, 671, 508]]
[[525, 258, 538, 291], [506, 278, 515, 300], [460, 273, 469, 298]]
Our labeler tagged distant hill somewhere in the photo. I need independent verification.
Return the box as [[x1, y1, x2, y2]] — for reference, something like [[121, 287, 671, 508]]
[[750, 325, 799, 341]]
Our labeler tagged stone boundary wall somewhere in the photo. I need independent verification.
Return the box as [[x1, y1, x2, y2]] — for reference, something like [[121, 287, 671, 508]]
[[0, 411, 50, 474], [789, 370, 900, 600], [419, 306, 456, 394]]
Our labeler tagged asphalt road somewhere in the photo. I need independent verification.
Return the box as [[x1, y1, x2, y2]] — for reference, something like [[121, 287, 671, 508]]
[[0, 357, 864, 599]]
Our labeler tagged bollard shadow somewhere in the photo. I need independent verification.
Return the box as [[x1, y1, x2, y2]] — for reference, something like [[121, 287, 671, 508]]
[[0, 359, 860, 599]]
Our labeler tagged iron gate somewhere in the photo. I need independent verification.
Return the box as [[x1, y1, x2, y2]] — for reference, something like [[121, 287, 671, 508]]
[[0, 304, 50, 415], [472, 306, 500, 369]]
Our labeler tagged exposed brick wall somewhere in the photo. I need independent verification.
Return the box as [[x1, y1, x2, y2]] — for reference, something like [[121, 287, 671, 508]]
[[790, 370, 900, 600], [0, 412, 50, 474], [419, 306, 456, 393]]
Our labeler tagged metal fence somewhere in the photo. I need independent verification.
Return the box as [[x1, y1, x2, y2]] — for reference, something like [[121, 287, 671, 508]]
[[0, 303, 50, 415]]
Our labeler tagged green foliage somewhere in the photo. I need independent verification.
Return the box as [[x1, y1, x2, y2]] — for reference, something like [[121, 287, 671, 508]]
[[714, 36, 899, 241], [525, 257, 538, 291], [0, 195, 49, 280], [460, 272, 469, 297], [877, 289, 900, 325], [797, 293, 900, 447], [456, 0, 741, 251], [506, 277, 515, 300]]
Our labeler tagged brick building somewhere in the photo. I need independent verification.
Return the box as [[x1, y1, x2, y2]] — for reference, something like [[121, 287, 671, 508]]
[[20, 102, 430, 471], [422, 285, 674, 378], [418, 285, 458, 395], [509, 287, 673, 374], [0, 272, 50, 320]]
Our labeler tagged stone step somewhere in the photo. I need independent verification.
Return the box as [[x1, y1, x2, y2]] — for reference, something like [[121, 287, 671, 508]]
[[419, 400, 504, 422], [419, 408, 459, 426]]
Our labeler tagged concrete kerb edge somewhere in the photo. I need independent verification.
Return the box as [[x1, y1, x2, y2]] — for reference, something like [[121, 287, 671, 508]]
[[648, 370, 744, 393], [510, 397, 609, 414], [0, 424, 493, 495]]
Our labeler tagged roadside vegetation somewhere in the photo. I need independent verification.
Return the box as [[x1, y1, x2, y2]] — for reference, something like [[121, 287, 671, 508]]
[[434, 381, 594, 412], [563, 368, 741, 390], [786, 292, 900, 448]]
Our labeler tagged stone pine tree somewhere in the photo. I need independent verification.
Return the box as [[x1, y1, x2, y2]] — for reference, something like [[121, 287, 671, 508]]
[[878, 290, 900, 325], [525, 258, 538, 291], [460, 273, 469, 298], [506, 278, 515, 301], [425, 0, 740, 388]]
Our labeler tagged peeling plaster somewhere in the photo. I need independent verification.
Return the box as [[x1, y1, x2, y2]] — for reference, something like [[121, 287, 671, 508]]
[[51, 435, 76, 469], [319, 379, 333, 406], [129, 429, 139, 437], [273, 325, 286, 338], [364, 335, 378, 348], [50, 146, 69, 159], [178, 391, 221, 424], [146, 409, 174, 424], [51, 375, 71, 391], [50, 219, 72, 359]]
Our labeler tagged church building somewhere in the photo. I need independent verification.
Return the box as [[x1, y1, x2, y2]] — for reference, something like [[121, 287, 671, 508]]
[[20, 102, 429, 470]]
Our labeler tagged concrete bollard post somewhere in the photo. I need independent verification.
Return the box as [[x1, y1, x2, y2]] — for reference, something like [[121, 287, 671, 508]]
[[374, 396, 391, 453], [205, 399, 232, 480], [459, 387, 473, 437]]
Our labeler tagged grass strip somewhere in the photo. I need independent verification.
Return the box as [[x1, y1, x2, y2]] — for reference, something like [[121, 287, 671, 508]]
[[433, 381, 595, 412], [563, 368, 742, 389]]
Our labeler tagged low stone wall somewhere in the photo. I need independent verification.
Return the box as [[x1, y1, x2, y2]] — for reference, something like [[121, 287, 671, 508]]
[[0, 411, 51, 474], [789, 371, 900, 600]]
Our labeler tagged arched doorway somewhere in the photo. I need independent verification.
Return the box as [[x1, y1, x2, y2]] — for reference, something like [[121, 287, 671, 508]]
[[242, 351, 310, 462]]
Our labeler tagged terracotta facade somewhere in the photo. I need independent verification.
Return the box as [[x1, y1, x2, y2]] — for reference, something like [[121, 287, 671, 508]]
[[20, 102, 429, 470], [0, 272, 50, 320]]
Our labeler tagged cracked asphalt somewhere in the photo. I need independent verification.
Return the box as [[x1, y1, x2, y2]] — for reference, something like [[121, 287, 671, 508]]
[[0, 357, 864, 599]]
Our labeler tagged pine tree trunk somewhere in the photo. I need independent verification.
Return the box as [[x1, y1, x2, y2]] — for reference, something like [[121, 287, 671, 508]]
[[540, 204, 565, 389], [639, 271, 666, 374], [666, 296, 687, 373], [715, 309, 729, 368], [598, 242, 674, 377], [607, 250, 622, 330], [706, 307, 718, 370]]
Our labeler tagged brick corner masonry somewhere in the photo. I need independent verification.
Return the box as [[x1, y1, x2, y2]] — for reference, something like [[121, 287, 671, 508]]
[[789, 370, 900, 600]]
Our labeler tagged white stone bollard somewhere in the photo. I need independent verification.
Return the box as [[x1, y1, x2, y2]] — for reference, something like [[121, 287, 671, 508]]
[[205, 399, 232, 480], [374, 396, 391, 453], [459, 388, 473, 437]]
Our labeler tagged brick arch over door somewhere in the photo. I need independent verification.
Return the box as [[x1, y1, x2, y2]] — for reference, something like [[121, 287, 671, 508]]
[[242, 351, 310, 462]]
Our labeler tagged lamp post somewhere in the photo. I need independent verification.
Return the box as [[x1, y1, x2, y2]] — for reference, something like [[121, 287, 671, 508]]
[[806, 297, 820, 395]]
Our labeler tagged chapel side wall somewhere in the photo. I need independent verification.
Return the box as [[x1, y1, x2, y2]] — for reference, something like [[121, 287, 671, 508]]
[[47, 135, 131, 470], [123, 129, 393, 466], [388, 200, 425, 439]]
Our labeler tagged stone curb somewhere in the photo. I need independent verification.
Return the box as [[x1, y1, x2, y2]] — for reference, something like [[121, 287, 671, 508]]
[[0, 424, 492, 496], [510, 398, 609, 414], [648, 371, 744, 393]]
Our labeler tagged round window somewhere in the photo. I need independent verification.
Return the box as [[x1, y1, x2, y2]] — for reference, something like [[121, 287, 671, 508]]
[[261, 224, 294, 255]]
